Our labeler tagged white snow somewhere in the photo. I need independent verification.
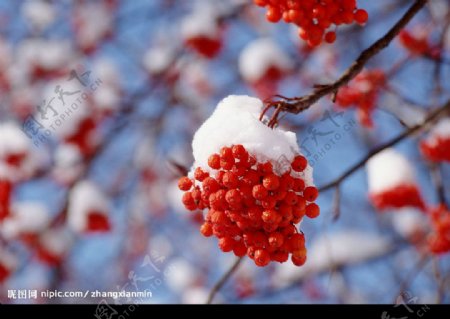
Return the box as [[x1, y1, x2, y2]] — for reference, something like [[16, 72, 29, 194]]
[[21, 0, 56, 31], [39, 77, 90, 140], [391, 208, 428, 239], [191, 95, 314, 185], [0, 202, 49, 239], [0, 122, 30, 158], [52, 144, 84, 184], [92, 85, 120, 112], [366, 148, 416, 194], [182, 287, 209, 304], [92, 59, 119, 87], [239, 38, 293, 82], [424, 118, 450, 146], [181, 6, 219, 40], [75, 3, 112, 49], [18, 39, 72, 71], [165, 258, 197, 292], [0, 247, 17, 272], [67, 180, 110, 232], [39, 227, 73, 257], [143, 46, 175, 75], [383, 95, 427, 127], [272, 230, 390, 287]]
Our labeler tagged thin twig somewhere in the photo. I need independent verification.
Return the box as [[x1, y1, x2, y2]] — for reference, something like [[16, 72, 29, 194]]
[[395, 252, 430, 302], [332, 185, 341, 221], [432, 257, 445, 304], [269, 0, 428, 114], [206, 257, 243, 304], [319, 99, 450, 192]]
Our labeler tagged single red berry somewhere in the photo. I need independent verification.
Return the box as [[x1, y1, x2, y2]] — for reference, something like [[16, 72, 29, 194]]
[[291, 254, 307, 266], [271, 251, 289, 263], [252, 184, 268, 200], [283, 191, 298, 206], [262, 174, 280, 190], [194, 167, 209, 181], [208, 154, 221, 169], [232, 144, 248, 160], [182, 192, 196, 210], [254, 249, 271, 267], [266, 6, 282, 23], [243, 170, 260, 186], [268, 232, 284, 248], [289, 233, 305, 251], [220, 158, 235, 170], [354, 9, 368, 25], [262, 209, 279, 224], [219, 237, 235, 252], [258, 162, 273, 174], [220, 146, 233, 160], [233, 241, 247, 257], [282, 224, 297, 237], [202, 177, 220, 194], [200, 223, 213, 237], [222, 171, 239, 189], [261, 197, 276, 209], [225, 189, 242, 206], [292, 178, 305, 192], [324, 31, 336, 44], [303, 186, 319, 202], [305, 203, 320, 218], [291, 155, 307, 172], [178, 177, 193, 191]]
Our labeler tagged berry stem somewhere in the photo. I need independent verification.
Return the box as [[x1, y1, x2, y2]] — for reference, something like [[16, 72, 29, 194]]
[[206, 257, 244, 304]]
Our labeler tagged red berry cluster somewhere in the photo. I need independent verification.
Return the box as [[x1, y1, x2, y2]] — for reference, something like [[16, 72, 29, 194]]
[[0, 179, 12, 221], [370, 184, 426, 212], [185, 37, 222, 59], [178, 144, 320, 267], [420, 137, 450, 163], [335, 69, 386, 127], [253, 0, 368, 46], [427, 205, 450, 254], [399, 30, 430, 56]]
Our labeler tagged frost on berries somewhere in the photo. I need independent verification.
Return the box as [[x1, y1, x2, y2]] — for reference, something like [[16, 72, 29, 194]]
[[367, 149, 426, 211], [420, 118, 450, 163], [178, 95, 319, 267], [335, 69, 385, 128], [253, 0, 369, 47]]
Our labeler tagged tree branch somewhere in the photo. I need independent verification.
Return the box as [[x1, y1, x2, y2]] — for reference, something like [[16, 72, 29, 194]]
[[270, 0, 428, 114], [206, 257, 243, 304], [319, 99, 450, 192]]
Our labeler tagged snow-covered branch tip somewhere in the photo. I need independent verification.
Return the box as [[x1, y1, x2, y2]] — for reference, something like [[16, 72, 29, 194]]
[[263, 0, 428, 117]]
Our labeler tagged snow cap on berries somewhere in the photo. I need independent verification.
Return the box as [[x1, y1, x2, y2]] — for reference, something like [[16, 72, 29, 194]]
[[191, 95, 313, 185], [67, 180, 111, 233], [238, 39, 293, 83], [366, 148, 425, 210], [367, 148, 415, 193], [420, 118, 450, 162], [0, 202, 50, 239]]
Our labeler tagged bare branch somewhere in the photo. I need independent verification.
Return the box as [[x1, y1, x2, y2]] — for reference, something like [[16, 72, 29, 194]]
[[319, 99, 450, 192], [206, 257, 243, 304]]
